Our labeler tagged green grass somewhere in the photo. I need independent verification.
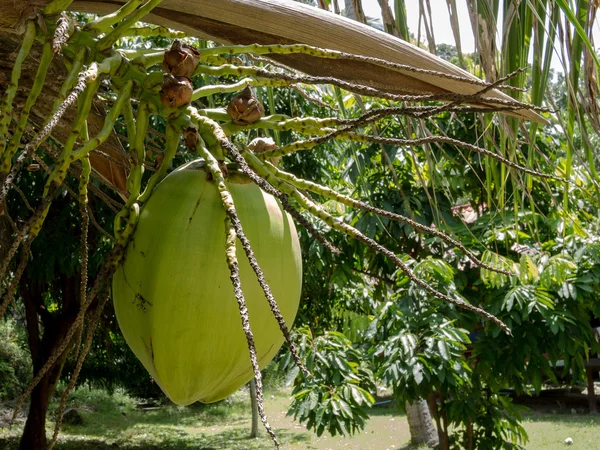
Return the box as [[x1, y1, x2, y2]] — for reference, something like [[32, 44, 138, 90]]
[[1, 387, 599, 449], [524, 413, 600, 450]]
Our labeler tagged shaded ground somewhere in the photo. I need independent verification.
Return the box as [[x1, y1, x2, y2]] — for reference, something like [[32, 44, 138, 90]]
[[0, 389, 416, 450], [1, 387, 600, 449]]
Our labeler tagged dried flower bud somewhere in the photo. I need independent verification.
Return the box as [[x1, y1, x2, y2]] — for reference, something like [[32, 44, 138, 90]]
[[248, 137, 281, 166], [183, 127, 199, 152], [218, 161, 229, 178], [248, 137, 278, 154], [163, 40, 201, 77], [226, 85, 264, 125], [160, 73, 193, 108]]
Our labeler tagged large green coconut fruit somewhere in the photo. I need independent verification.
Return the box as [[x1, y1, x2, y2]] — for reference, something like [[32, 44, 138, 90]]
[[112, 160, 302, 405]]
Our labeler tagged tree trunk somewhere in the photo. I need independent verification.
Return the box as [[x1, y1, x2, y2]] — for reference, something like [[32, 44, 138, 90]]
[[466, 419, 474, 450], [18, 275, 79, 450], [405, 398, 439, 448], [249, 379, 259, 438], [18, 359, 66, 450], [428, 392, 450, 450]]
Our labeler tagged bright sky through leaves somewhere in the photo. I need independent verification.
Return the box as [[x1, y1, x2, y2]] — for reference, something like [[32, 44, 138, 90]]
[[361, 0, 600, 72]]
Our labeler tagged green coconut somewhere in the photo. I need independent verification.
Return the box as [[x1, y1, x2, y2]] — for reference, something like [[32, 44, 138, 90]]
[[112, 160, 302, 405]]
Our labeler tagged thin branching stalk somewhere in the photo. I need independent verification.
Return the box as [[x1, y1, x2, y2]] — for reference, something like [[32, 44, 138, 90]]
[[48, 293, 109, 450], [223, 219, 280, 449], [21, 79, 101, 258], [25, 76, 129, 243], [196, 139, 310, 377], [192, 64, 539, 110], [86, 0, 146, 32], [0, 239, 32, 320], [6, 64, 98, 209], [235, 145, 510, 333], [52, 14, 72, 54], [1, 40, 54, 172], [29, 149, 116, 241], [292, 85, 337, 110], [137, 122, 178, 203], [190, 112, 341, 254], [96, 0, 166, 52], [406, 67, 531, 118], [262, 131, 562, 182], [9, 183, 34, 213], [71, 320, 84, 362], [37, 143, 124, 215], [221, 102, 541, 135], [0, 61, 93, 206], [0, 185, 58, 296], [11, 243, 126, 425], [198, 44, 495, 87], [70, 81, 134, 161], [114, 101, 149, 239], [78, 155, 91, 315], [121, 26, 186, 39], [264, 161, 510, 276], [0, 21, 37, 156], [47, 50, 88, 120], [223, 114, 342, 135], [222, 147, 339, 254]]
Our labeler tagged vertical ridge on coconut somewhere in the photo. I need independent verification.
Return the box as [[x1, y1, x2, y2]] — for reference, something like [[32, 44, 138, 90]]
[[113, 159, 302, 405]]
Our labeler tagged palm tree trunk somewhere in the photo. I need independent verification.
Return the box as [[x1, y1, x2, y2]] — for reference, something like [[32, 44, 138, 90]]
[[405, 398, 439, 447]]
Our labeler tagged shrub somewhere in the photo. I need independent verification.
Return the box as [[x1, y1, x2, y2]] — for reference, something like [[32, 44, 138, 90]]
[[0, 318, 32, 400]]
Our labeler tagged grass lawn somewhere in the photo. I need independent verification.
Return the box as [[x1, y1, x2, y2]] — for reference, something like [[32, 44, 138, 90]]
[[523, 413, 600, 450], [1, 387, 599, 449]]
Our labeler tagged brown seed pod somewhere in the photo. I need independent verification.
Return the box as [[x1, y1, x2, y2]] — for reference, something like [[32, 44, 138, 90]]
[[247, 137, 278, 154], [248, 137, 281, 166], [160, 74, 193, 108], [226, 85, 265, 125], [183, 127, 199, 152], [163, 40, 201, 78]]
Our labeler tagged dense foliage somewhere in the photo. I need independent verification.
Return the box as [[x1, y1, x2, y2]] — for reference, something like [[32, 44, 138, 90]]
[[0, 319, 31, 401]]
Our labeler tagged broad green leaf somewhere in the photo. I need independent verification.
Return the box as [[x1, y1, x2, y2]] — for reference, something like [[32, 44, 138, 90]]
[[437, 340, 450, 360]]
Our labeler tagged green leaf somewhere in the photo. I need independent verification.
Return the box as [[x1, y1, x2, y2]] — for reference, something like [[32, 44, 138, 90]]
[[412, 363, 424, 385], [338, 398, 353, 419], [555, 0, 600, 69], [437, 340, 449, 360], [308, 390, 319, 410], [293, 389, 311, 400], [356, 386, 375, 405]]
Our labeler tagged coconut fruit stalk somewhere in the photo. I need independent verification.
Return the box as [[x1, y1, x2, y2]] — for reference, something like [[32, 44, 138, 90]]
[[112, 160, 302, 405]]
